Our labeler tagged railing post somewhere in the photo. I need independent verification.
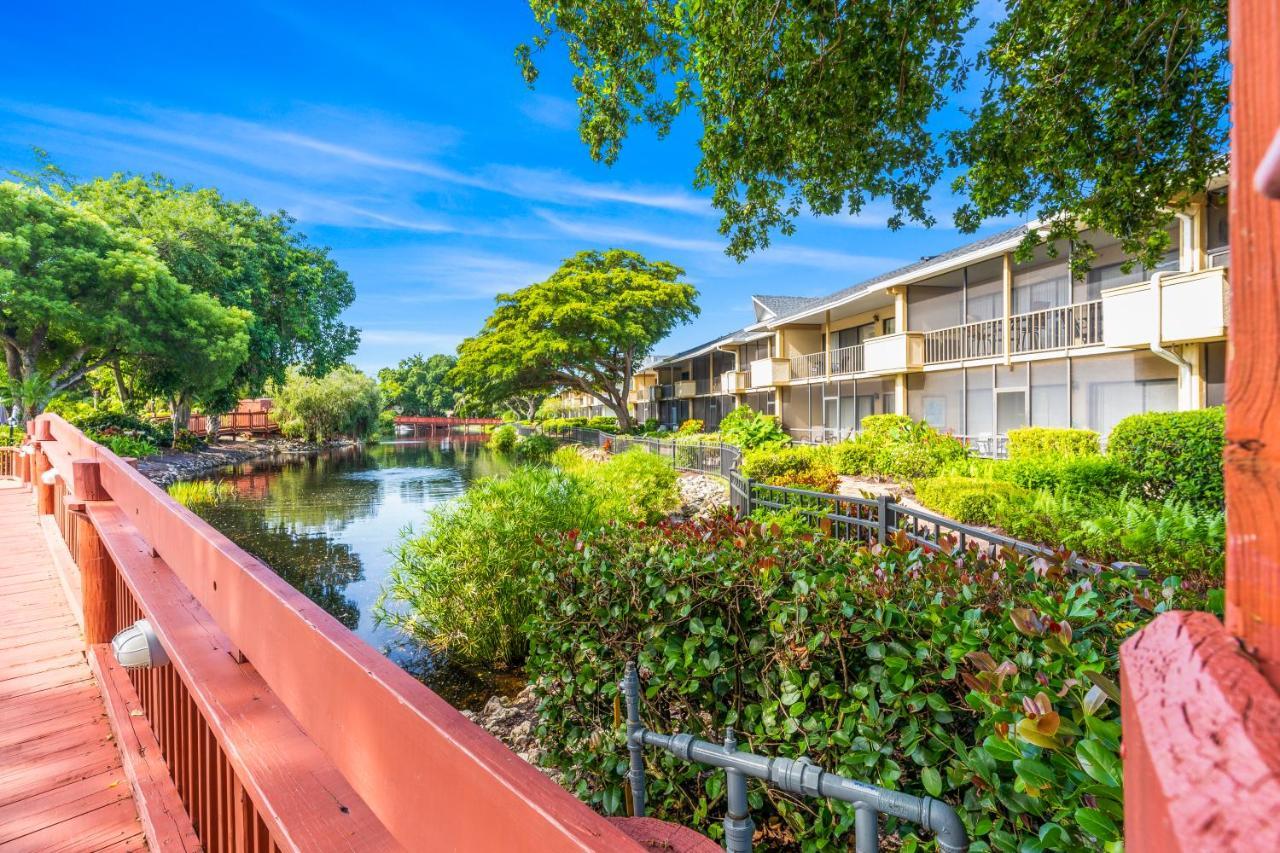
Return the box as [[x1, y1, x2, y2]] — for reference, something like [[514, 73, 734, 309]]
[[71, 460, 115, 646], [621, 662, 648, 818], [33, 444, 54, 515], [722, 728, 755, 853]]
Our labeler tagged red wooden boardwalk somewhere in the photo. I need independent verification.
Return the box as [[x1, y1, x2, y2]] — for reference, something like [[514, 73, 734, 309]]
[[0, 480, 145, 852]]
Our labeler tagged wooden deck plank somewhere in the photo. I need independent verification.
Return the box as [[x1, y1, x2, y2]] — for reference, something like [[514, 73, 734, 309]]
[[0, 481, 143, 850]]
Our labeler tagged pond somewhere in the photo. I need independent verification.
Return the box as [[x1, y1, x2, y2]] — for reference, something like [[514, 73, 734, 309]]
[[183, 437, 523, 710]]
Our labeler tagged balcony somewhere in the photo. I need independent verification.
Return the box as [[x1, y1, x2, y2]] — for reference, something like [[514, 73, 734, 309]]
[[649, 384, 672, 402], [1102, 268, 1228, 348], [862, 332, 925, 374], [674, 380, 697, 398], [921, 301, 1104, 365], [719, 370, 749, 394], [789, 351, 827, 381], [829, 344, 864, 375], [750, 357, 791, 387]]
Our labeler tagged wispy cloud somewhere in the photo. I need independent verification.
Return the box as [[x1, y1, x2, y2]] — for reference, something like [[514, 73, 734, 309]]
[[519, 94, 579, 131]]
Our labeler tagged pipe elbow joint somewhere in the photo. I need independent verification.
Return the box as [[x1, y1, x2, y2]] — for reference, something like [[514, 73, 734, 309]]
[[922, 797, 968, 853]]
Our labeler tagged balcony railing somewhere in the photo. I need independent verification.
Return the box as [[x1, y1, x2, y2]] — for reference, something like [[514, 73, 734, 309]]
[[674, 380, 697, 398], [829, 344, 864, 375], [1010, 300, 1103, 354], [789, 351, 827, 380], [922, 301, 1104, 364], [695, 377, 711, 395], [924, 319, 1003, 363], [719, 370, 749, 395]]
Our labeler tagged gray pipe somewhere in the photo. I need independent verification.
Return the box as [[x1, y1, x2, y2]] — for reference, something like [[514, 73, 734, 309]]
[[620, 663, 969, 853]]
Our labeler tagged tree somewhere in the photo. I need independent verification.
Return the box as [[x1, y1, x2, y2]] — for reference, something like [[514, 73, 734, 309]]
[[0, 182, 246, 416], [66, 175, 359, 426], [377, 353, 459, 416], [453, 249, 697, 432], [272, 366, 382, 443], [520, 0, 1228, 269]]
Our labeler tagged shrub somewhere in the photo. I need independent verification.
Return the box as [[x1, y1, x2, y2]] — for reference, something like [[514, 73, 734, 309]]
[[995, 490, 1225, 586], [591, 448, 680, 523], [998, 456, 1139, 498], [94, 432, 160, 459], [677, 418, 704, 435], [644, 418, 659, 432], [376, 409, 398, 437], [1007, 427, 1100, 460], [172, 428, 204, 452], [379, 466, 602, 665], [718, 406, 790, 450], [586, 416, 619, 432], [542, 417, 589, 433], [72, 411, 169, 447], [516, 433, 557, 462], [489, 423, 518, 454], [1108, 407, 1225, 506], [271, 366, 382, 442], [528, 516, 1197, 850], [0, 426, 25, 447], [742, 445, 838, 493], [835, 416, 969, 481], [915, 476, 1027, 525]]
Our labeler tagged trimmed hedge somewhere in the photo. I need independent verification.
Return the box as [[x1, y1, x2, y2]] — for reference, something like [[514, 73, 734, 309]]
[[1006, 427, 1100, 460], [742, 445, 838, 493], [1107, 407, 1224, 506], [834, 416, 969, 481], [999, 456, 1139, 498], [528, 515, 1190, 850], [915, 476, 1027, 525]]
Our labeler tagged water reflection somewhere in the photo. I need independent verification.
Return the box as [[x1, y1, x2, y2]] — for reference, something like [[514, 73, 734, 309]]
[[186, 437, 514, 708]]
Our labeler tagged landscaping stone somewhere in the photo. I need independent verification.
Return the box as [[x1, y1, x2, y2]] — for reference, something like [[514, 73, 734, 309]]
[[137, 437, 358, 486], [460, 685, 561, 779], [676, 472, 728, 518]]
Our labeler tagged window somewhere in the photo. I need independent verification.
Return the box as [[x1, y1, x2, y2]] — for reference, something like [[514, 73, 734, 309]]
[[907, 370, 963, 433], [965, 258, 1005, 323], [882, 317, 896, 335], [966, 367, 993, 435], [1071, 352, 1178, 436], [1013, 242, 1070, 314], [907, 269, 965, 331], [1031, 360, 1069, 427], [1076, 223, 1180, 302], [1204, 341, 1226, 407]]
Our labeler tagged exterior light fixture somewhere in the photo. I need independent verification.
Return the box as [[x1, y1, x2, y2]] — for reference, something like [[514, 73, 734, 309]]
[[111, 619, 169, 669]]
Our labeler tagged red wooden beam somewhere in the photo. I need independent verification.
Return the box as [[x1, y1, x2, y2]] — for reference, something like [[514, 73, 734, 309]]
[[1121, 1, 1280, 849], [1228, 0, 1280, 678]]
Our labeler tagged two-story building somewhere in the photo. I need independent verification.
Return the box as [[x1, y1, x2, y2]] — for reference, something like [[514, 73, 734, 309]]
[[639, 186, 1229, 453]]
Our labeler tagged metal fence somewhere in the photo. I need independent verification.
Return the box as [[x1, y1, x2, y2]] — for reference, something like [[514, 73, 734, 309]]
[[621, 662, 968, 853], [731, 471, 1106, 572], [541, 425, 743, 478]]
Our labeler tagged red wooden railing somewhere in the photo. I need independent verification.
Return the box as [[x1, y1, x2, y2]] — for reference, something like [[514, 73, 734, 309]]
[[16, 413, 679, 852], [1119, 2, 1280, 849], [393, 416, 503, 427]]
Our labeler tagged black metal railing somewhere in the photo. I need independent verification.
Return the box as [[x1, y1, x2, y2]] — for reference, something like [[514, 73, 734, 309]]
[[547, 426, 742, 478], [730, 471, 1110, 573]]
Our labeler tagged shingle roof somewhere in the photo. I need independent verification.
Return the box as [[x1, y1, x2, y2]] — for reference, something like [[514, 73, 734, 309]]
[[768, 224, 1030, 324], [752, 294, 824, 321]]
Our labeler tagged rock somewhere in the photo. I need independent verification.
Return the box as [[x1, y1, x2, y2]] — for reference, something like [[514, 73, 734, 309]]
[[465, 685, 563, 783], [675, 473, 729, 519], [136, 437, 361, 487]]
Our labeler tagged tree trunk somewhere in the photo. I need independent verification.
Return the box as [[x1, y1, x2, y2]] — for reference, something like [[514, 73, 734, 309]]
[[170, 395, 191, 443], [608, 399, 632, 433], [111, 361, 131, 407], [205, 413, 221, 442]]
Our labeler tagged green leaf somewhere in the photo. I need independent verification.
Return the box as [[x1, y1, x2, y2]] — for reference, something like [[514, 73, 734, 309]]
[[1075, 739, 1121, 788], [921, 766, 943, 797], [1074, 808, 1119, 842], [1012, 758, 1055, 790]]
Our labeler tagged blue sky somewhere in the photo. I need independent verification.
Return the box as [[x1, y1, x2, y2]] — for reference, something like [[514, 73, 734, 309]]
[[0, 1, 1019, 373]]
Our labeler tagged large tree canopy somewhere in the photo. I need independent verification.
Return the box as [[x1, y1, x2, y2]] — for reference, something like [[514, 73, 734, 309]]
[[0, 182, 247, 416], [378, 353, 459, 417], [68, 175, 359, 400], [520, 0, 1228, 268], [453, 249, 697, 431]]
